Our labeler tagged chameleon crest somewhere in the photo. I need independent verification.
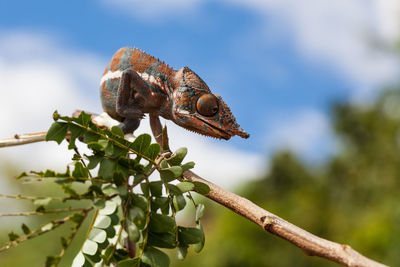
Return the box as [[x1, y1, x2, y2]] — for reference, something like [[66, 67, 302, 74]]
[[100, 47, 249, 143]]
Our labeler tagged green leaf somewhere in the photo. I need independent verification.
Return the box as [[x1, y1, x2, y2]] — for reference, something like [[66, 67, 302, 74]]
[[104, 141, 114, 156], [68, 124, 86, 149], [178, 226, 203, 245], [113, 172, 127, 186], [75, 111, 92, 127], [149, 181, 163, 197], [159, 166, 183, 183], [46, 122, 69, 144], [177, 246, 188, 260], [98, 158, 116, 180], [69, 213, 85, 225], [35, 205, 46, 213], [166, 184, 182, 195], [72, 162, 89, 178], [144, 143, 161, 161], [40, 222, 53, 231], [87, 142, 104, 152], [102, 245, 115, 264], [176, 181, 194, 193], [195, 204, 205, 221], [82, 239, 98, 256], [131, 194, 148, 211], [93, 199, 105, 209], [83, 131, 99, 144], [181, 161, 195, 172], [16, 172, 29, 179], [142, 246, 170, 267], [93, 215, 112, 229], [104, 225, 116, 238], [151, 197, 169, 211], [71, 252, 90, 267], [166, 147, 187, 166], [127, 207, 146, 229], [87, 154, 103, 169], [127, 221, 140, 243], [45, 255, 61, 267], [88, 228, 107, 244], [21, 223, 31, 235], [99, 201, 118, 215], [160, 159, 168, 169], [111, 145, 128, 158], [62, 185, 78, 197], [98, 139, 108, 149], [130, 134, 151, 154], [60, 236, 68, 249], [149, 213, 176, 233], [8, 231, 19, 241], [102, 185, 126, 196], [111, 126, 124, 137], [193, 181, 210, 195], [52, 110, 60, 121], [193, 223, 205, 253], [33, 197, 52, 207], [147, 231, 177, 249], [140, 182, 150, 197], [85, 251, 102, 264], [110, 213, 120, 226], [173, 195, 186, 211]]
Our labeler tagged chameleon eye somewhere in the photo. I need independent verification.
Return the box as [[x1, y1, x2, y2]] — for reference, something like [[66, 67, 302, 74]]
[[196, 94, 219, 117]]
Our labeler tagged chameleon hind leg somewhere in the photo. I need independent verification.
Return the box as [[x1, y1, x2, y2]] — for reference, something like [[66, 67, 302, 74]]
[[116, 68, 148, 134]]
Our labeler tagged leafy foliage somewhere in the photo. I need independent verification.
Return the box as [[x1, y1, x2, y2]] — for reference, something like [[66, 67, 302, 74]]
[[0, 111, 209, 267]]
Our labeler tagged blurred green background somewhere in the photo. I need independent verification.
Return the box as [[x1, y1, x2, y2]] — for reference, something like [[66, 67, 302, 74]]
[[1, 88, 400, 266]]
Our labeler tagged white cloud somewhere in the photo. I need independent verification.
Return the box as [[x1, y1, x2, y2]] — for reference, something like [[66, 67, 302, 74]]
[[0, 31, 264, 190], [224, 0, 400, 100], [265, 109, 335, 161], [0, 31, 105, 173]]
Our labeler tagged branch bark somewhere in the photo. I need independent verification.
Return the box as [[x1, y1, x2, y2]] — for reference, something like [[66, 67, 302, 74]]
[[0, 112, 388, 267], [184, 171, 387, 267], [0, 132, 46, 148]]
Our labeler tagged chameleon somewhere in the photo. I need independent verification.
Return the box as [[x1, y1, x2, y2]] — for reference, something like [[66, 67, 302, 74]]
[[100, 47, 249, 145]]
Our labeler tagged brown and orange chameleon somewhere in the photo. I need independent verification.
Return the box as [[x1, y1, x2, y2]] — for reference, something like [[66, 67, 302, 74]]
[[100, 47, 249, 144]]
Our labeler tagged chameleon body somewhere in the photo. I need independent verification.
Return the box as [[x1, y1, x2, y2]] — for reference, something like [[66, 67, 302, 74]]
[[100, 47, 249, 143]]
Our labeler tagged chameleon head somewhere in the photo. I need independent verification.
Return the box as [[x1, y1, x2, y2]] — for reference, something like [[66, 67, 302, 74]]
[[171, 67, 250, 140]]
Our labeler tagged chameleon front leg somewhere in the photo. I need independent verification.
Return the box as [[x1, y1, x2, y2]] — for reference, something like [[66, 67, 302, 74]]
[[150, 114, 163, 146], [116, 68, 148, 134]]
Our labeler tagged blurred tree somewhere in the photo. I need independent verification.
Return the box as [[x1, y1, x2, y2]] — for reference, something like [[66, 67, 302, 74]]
[[172, 90, 400, 267]]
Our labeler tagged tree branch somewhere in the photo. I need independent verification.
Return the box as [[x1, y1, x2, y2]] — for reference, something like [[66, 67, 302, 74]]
[[0, 132, 46, 148], [184, 171, 386, 267], [0, 112, 388, 267]]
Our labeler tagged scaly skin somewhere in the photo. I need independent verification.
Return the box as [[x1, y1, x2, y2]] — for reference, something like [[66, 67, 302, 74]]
[[100, 47, 249, 143]]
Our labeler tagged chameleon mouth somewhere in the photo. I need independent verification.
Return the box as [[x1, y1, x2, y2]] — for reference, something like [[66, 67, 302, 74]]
[[196, 116, 232, 140]]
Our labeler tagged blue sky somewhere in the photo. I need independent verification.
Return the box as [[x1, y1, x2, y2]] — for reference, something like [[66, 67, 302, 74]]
[[0, 0, 399, 187]]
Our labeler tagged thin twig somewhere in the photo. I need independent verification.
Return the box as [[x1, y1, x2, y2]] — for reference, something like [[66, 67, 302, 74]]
[[0, 132, 47, 148], [0, 193, 108, 201], [0, 207, 93, 252], [0, 207, 91, 217]]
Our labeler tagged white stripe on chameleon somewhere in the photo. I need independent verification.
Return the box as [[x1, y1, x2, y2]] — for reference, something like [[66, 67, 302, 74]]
[[100, 70, 162, 88], [100, 70, 123, 85]]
